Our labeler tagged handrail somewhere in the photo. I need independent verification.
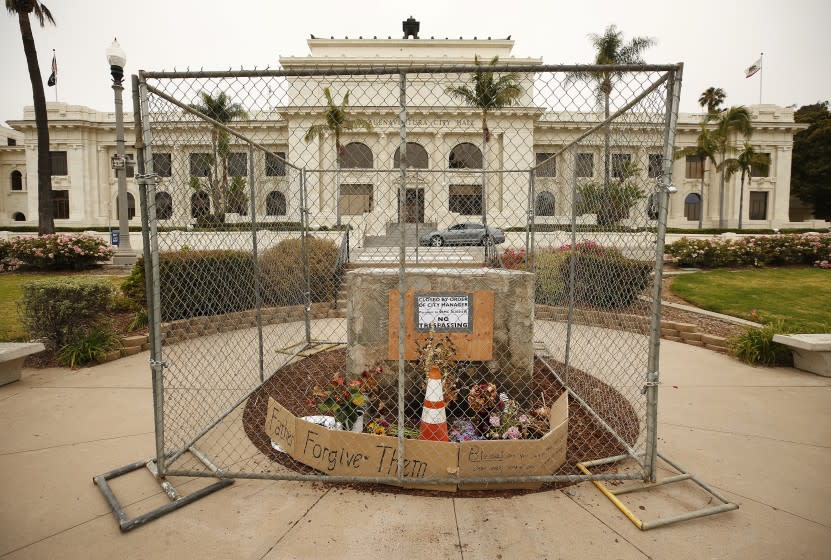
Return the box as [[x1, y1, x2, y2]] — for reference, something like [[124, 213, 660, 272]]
[[332, 228, 350, 308]]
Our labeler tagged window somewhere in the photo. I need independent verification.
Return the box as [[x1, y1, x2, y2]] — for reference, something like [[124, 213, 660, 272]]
[[751, 153, 771, 178], [191, 191, 210, 218], [535, 153, 556, 177], [266, 152, 286, 176], [648, 154, 663, 178], [449, 143, 483, 169], [50, 151, 67, 176], [340, 143, 373, 169], [393, 143, 429, 169], [749, 191, 768, 220], [576, 153, 594, 178], [535, 191, 556, 216], [153, 153, 172, 177], [339, 184, 373, 215], [12, 212, 25, 221], [611, 153, 632, 178], [7, 138, 16, 146], [227, 152, 247, 177], [10, 170, 23, 191], [266, 191, 287, 216], [685, 156, 703, 179], [114, 153, 135, 178], [449, 184, 483, 215], [190, 153, 212, 177], [52, 190, 69, 219], [646, 193, 659, 220], [155, 191, 173, 220], [117, 192, 136, 220], [683, 193, 701, 221]]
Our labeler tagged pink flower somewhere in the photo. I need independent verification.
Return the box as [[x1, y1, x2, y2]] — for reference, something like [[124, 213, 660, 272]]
[[489, 415, 501, 427], [502, 427, 521, 440]]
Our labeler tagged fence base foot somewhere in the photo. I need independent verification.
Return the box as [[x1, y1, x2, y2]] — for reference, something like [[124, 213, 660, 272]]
[[576, 452, 738, 531], [93, 451, 234, 533]]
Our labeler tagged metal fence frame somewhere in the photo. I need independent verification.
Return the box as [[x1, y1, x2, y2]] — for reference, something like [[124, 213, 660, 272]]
[[134, 62, 684, 487]]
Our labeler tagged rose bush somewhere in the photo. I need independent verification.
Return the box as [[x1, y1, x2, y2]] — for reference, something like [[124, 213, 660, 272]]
[[7, 234, 114, 270], [666, 234, 831, 268]]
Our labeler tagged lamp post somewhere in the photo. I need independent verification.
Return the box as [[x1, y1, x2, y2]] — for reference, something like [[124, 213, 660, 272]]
[[107, 38, 136, 265]]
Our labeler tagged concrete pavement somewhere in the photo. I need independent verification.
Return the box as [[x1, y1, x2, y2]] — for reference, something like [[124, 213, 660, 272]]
[[1, 340, 829, 559]]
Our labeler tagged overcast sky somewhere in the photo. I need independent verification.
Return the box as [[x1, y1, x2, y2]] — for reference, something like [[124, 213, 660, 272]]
[[2, 0, 829, 126]]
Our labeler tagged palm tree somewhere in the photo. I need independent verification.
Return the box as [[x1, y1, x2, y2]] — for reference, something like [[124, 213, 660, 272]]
[[722, 142, 770, 229], [708, 106, 753, 228], [446, 56, 521, 249], [303, 87, 372, 227], [7, 0, 55, 234], [698, 87, 726, 114], [568, 26, 655, 196], [676, 124, 718, 229], [189, 91, 247, 219]]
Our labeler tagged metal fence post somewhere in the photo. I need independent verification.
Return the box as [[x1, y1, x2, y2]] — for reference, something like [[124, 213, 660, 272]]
[[396, 71, 408, 480], [137, 73, 166, 475], [644, 65, 684, 482], [301, 167, 313, 346], [248, 143, 264, 383]]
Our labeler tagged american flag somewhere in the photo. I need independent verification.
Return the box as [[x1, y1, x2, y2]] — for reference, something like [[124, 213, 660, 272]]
[[47, 51, 57, 87]]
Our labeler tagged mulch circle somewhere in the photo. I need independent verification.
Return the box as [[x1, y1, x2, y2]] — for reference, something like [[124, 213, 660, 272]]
[[242, 347, 640, 497]]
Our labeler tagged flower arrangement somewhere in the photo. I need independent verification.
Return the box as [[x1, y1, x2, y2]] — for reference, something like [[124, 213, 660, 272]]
[[416, 329, 460, 403], [486, 398, 534, 440], [466, 382, 498, 413], [365, 418, 419, 438]]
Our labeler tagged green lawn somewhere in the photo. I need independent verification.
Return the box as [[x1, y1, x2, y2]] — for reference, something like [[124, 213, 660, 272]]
[[671, 268, 831, 333], [0, 273, 126, 341]]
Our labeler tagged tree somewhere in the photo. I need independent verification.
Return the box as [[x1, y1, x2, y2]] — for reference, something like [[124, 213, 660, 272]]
[[707, 106, 753, 228], [568, 26, 655, 195], [303, 87, 372, 227], [698, 87, 726, 114], [676, 124, 718, 229], [6, 0, 55, 234], [576, 160, 645, 225], [446, 55, 521, 251], [791, 101, 831, 220], [188, 91, 247, 221], [722, 142, 770, 229]]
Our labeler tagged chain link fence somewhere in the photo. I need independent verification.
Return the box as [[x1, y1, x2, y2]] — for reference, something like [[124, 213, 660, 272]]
[[135, 62, 682, 488]]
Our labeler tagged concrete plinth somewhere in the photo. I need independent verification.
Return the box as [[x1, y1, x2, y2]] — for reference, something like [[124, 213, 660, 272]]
[[111, 249, 137, 266], [346, 267, 535, 393]]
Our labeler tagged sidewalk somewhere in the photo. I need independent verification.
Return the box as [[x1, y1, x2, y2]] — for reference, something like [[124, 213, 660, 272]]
[[1, 340, 829, 559]]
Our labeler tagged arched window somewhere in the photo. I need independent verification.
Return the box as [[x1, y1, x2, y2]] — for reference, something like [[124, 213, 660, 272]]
[[448, 143, 483, 169], [393, 142, 429, 169], [535, 192, 556, 216], [684, 193, 701, 222], [340, 142, 373, 168], [155, 191, 173, 220], [191, 191, 210, 218], [116, 192, 136, 220], [646, 193, 659, 220], [12, 212, 25, 222], [266, 191, 287, 216], [10, 170, 23, 191]]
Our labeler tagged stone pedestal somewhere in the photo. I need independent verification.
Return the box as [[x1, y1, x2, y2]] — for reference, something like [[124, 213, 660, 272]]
[[346, 267, 535, 393]]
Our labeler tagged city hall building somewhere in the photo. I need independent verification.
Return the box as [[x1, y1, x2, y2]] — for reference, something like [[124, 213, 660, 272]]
[[1, 31, 825, 234]]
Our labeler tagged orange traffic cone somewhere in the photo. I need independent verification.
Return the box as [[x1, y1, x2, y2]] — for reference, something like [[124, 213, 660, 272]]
[[419, 365, 449, 441]]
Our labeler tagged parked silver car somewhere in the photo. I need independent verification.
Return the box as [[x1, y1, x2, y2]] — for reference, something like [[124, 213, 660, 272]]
[[419, 222, 506, 247]]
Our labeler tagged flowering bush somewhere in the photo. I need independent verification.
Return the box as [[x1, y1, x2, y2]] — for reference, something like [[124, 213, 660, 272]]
[[0, 239, 23, 273], [7, 234, 113, 270], [666, 234, 831, 268]]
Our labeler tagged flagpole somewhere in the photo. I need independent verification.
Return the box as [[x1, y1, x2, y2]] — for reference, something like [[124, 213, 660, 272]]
[[759, 52, 763, 105]]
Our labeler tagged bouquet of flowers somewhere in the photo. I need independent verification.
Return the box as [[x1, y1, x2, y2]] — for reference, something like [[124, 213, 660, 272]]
[[467, 382, 498, 413], [313, 374, 368, 431], [486, 398, 533, 440]]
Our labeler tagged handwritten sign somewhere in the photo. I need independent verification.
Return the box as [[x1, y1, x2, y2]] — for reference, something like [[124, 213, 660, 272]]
[[415, 293, 472, 332]]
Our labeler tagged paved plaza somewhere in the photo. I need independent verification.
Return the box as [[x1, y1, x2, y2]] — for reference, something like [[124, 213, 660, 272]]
[[0, 336, 829, 559]]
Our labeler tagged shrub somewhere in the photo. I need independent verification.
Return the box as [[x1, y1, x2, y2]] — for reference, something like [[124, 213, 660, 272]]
[[259, 237, 339, 306], [559, 252, 653, 308], [533, 250, 569, 305], [57, 324, 122, 368], [19, 278, 116, 348], [121, 258, 147, 308], [0, 239, 23, 273], [729, 320, 793, 367], [158, 250, 256, 321], [666, 234, 831, 268], [7, 233, 114, 270]]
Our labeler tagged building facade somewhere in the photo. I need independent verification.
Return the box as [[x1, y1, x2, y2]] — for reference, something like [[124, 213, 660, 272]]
[[1, 35, 825, 232]]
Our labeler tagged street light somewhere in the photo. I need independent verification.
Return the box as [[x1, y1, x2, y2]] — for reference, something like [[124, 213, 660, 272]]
[[106, 37, 136, 265]]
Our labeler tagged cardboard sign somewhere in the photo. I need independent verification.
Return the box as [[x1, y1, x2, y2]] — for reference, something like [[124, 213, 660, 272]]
[[262, 393, 568, 492], [389, 290, 494, 361]]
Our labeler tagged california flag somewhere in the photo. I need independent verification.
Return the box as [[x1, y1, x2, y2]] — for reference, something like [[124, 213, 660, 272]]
[[745, 58, 761, 78]]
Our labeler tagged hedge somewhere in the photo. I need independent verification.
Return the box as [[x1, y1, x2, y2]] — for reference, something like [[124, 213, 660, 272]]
[[259, 237, 339, 306]]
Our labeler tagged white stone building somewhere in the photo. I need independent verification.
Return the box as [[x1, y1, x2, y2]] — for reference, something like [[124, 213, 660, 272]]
[[1, 33, 825, 232]]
